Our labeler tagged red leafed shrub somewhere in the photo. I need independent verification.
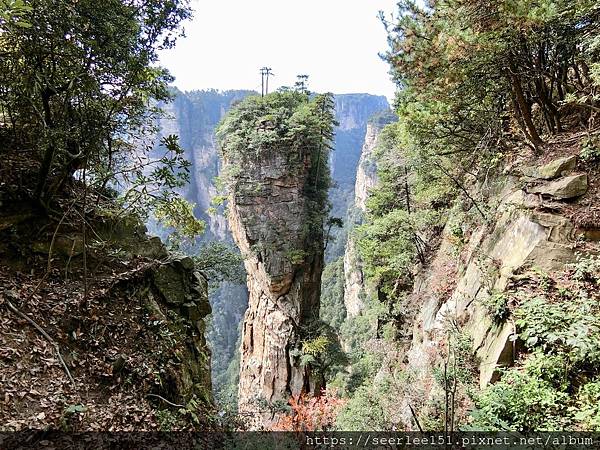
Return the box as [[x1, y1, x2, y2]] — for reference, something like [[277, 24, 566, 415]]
[[273, 389, 346, 431]]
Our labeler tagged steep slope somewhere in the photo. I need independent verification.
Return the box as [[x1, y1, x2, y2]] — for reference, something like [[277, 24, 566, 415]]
[[389, 149, 599, 429], [0, 159, 213, 431], [327, 94, 390, 259], [343, 112, 396, 319], [156, 89, 255, 240], [153, 90, 253, 405], [336, 132, 600, 430], [227, 149, 325, 427]]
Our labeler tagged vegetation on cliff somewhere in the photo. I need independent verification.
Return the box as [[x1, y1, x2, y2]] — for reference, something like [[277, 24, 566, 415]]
[[216, 88, 348, 427], [0, 0, 202, 238], [3, 0, 600, 435], [217, 90, 335, 264], [0, 0, 219, 432], [333, 0, 600, 432], [217, 90, 337, 253]]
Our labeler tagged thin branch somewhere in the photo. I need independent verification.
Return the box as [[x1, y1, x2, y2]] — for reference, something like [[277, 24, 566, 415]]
[[408, 404, 424, 432], [432, 161, 488, 221], [146, 394, 185, 409], [26, 197, 78, 303], [6, 300, 75, 385]]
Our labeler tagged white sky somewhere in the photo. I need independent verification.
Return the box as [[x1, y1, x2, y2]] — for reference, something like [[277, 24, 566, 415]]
[[159, 0, 399, 101]]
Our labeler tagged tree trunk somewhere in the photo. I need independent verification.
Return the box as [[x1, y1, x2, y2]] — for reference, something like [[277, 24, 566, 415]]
[[34, 89, 56, 203], [508, 70, 544, 150]]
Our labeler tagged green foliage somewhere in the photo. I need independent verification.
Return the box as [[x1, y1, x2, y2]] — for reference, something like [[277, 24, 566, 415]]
[[580, 136, 600, 163], [472, 356, 571, 431], [319, 257, 347, 329], [117, 134, 204, 240], [363, 0, 600, 310], [194, 242, 245, 284], [482, 291, 510, 323], [0, 0, 31, 27], [356, 119, 451, 304], [335, 384, 390, 431], [0, 0, 197, 238], [383, 0, 600, 152], [302, 335, 330, 357], [357, 208, 416, 292], [516, 295, 600, 365], [336, 369, 412, 431], [472, 255, 600, 431], [571, 254, 600, 283], [285, 249, 308, 265], [216, 91, 335, 171], [154, 196, 204, 241], [572, 379, 600, 431], [216, 91, 337, 257], [295, 321, 348, 384], [334, 298, 388, 395]]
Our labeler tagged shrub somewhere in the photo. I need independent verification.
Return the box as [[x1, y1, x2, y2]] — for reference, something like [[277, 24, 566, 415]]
[[472, 360, 571, 431]]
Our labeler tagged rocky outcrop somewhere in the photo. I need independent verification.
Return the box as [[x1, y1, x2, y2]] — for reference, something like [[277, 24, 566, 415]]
[[155, 92, 391, 400], [521, 155, 577, 179], [155, 90, 254, 241], [0, 192, 213, 429], [343, 237, 364, 319], [353, 123, 382, 212], [143, 254, 213, 401], [225, 150, 324, 427], [527, 173, 588, 199], [388, 155, 590, 428], [329, 95, 390, 221]]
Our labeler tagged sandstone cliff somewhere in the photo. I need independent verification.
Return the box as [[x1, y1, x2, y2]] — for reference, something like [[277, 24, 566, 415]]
[[226, 151, 324, 427], [156, 89, 254, 241], [343, 114, 395, 319], [366, 152, 598, 429], [218, 92, 335, 428], [154, 91, 388, 404]]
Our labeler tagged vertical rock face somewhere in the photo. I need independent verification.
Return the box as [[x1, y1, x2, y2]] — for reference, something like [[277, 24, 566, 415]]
[[156, 89, 254, 240], [380, 155, 589, 429], [153, 91, 391, 405], [328, 95, 389, 222], [353, 123, 382, 212], [227, 149, 324, 427], [153, 90, 254, 398], [343, 115, 394, 319]]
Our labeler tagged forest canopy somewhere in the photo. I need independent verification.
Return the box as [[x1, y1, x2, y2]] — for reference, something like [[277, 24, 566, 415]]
[[0, 0, 202, 237]]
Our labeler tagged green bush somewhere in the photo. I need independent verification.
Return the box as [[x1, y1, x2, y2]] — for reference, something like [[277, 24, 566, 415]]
[[472, 358, 571, 431], [516, 296, 600, 365], [580, 136, 600, 163], [573, 379, 600, 431], [472, 257, 600, 431], [482, 291, 510, 323], [335, 383, 391, 431]]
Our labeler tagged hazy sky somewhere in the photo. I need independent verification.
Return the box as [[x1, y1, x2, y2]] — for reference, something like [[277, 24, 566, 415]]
[[159, 0, 399, 101]]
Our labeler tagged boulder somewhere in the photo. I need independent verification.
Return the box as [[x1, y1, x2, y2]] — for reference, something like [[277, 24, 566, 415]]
[[503, 190, 541, 209], [538, 155, 577, 179], [528, 174, 588, 199], [521, 155, 577, 180], [152, 263, 187, 305]]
